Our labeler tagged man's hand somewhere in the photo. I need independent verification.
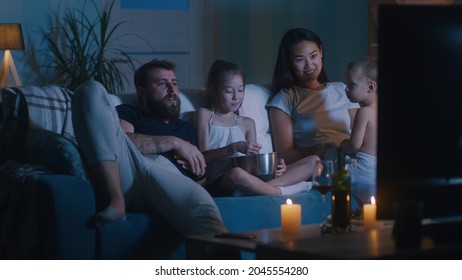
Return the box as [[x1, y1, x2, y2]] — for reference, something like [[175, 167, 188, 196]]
[[173, 139, 206, 176], [124, 130, 206, 176]]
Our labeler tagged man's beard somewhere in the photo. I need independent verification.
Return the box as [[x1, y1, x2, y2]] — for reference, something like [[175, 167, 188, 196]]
[[146, 94, 181, 120]]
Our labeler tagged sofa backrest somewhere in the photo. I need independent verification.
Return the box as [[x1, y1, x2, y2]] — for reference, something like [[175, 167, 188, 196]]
[[0, 83, 273, 180], [0, 85, 90, 183], [1, 85, 75, 141], [109, 84, 274, 153]]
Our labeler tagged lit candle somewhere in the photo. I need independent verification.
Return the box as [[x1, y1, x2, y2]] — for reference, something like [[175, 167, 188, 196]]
[[281, 199, 301, 233], [363, 196, 377, 230]]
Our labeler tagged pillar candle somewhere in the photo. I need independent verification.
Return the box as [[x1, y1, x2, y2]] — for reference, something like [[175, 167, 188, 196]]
[[281, 199, 301, 233], [363, 196, 377, 230]]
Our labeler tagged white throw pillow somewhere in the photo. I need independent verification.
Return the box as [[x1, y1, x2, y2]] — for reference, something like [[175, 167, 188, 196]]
[[240, 84, 273, 153]]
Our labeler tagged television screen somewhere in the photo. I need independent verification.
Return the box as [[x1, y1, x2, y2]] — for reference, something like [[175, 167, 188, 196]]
[[377, 5, 462, 220]]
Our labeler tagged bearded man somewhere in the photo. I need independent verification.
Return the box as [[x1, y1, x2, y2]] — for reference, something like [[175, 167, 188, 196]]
[[72, 59, 227, 240], [118, 59, 205, 181]]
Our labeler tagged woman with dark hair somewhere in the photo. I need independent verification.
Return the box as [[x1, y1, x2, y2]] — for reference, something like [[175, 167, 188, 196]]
[[267, 28, 359, 163]]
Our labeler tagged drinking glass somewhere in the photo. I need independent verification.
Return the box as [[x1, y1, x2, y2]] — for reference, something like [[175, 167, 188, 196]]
[[312, 160, 334, 229]]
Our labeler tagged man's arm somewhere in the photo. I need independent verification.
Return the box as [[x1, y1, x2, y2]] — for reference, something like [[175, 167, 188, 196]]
[[119, 119, 206, 176], [120, 119, 177, 154]]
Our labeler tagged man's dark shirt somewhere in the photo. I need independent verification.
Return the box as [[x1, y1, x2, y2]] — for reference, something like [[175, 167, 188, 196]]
[[116, 104, 200, 180]]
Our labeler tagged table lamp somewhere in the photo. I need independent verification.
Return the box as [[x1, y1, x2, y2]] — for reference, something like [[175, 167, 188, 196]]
[[0, 23, 24, 87]]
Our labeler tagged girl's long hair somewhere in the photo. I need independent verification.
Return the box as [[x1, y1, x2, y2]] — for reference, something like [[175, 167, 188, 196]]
[[206, 59, 246, 113]]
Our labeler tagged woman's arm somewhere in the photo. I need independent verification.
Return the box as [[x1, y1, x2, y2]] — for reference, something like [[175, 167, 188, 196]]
[[268, 107, 316, 164]]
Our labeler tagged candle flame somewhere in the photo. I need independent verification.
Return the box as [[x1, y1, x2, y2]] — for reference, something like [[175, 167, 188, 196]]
[[286, 198, 293, 205], [371, 196, 376, 205]]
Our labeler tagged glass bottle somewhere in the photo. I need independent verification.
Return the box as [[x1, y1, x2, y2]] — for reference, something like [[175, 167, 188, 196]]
[[331, 147, 351, 232]]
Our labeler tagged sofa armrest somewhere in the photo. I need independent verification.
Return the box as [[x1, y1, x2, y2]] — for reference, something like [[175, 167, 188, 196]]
[[36, 174, 96, 259]]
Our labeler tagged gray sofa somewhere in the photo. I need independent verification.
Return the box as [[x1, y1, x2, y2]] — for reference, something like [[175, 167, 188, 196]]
[[0, 83, 348, 259]]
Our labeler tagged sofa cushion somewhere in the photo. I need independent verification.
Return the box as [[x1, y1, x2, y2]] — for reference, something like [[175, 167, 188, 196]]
[[35, 174, 96, 259], [25, 128, 90, 184], [240, 84, 272, 153], [215, 192, 323, 232]]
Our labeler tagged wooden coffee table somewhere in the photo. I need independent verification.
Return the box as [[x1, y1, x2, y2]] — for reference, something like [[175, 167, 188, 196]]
[[256, 223, 462, 259], [185, 223, 362, 259], [257, 224, 397, 259], [187, 220, 462, 259]]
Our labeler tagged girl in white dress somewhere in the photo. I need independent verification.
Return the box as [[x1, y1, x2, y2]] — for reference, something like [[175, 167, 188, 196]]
[[196, 60, 318, 196]]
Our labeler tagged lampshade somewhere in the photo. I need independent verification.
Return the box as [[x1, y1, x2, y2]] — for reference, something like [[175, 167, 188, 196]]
[[0, 23, 24, 50], [0, 23, 24, 87]]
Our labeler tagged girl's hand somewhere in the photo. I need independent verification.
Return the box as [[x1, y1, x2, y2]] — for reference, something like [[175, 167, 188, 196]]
[[235, 141, 262, 155], [246, 142, 262, 155], [274, 158, 286, 177]]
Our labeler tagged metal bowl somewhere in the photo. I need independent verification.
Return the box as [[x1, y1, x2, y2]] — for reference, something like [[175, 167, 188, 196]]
[[233, 152, 280, 182]]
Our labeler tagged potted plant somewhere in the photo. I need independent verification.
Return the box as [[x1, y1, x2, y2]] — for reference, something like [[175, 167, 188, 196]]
[[38, 0, 137, 94]]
